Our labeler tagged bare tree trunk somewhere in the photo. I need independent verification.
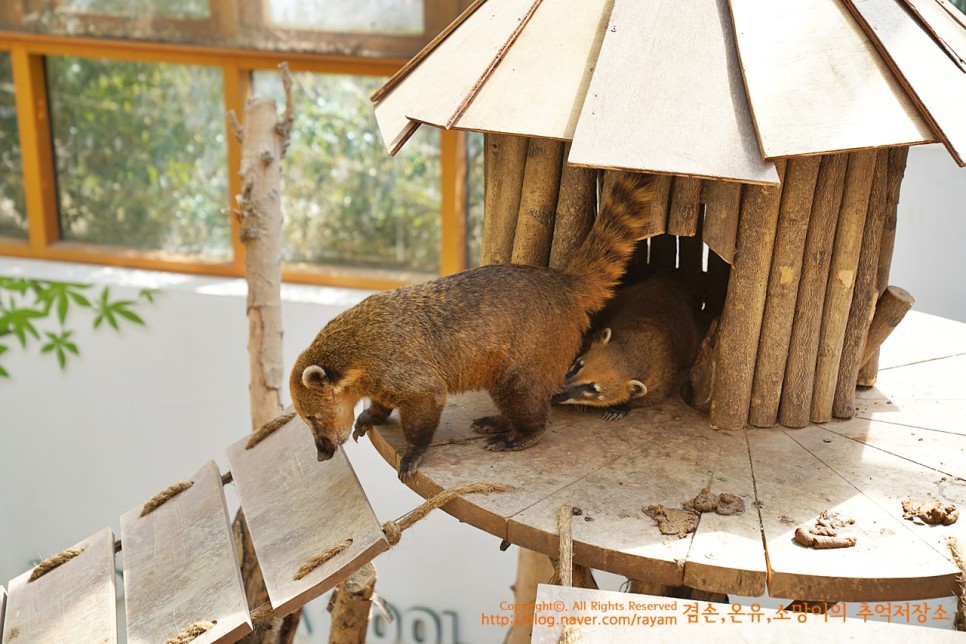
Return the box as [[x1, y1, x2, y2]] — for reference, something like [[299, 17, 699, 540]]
[[228, 65, 300, 644]]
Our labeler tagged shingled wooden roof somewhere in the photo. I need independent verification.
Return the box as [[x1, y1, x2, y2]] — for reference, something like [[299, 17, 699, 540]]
[[373, 0, 966, 181]]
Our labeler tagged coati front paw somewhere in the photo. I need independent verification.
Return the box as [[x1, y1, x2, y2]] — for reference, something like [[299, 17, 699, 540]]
[[602, 404, 631, 421], [352, 417, 372, 442], [484, 433, 542, 452], [471, 415, 510, 434], [398, 451, 423, 482]]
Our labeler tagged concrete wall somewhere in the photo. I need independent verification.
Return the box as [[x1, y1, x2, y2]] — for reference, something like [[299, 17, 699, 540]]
[[0, 142, 962, 641]]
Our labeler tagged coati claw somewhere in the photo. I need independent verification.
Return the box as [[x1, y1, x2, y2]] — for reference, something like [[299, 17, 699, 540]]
[[471, 415, 510, 435], [352, 422, 371, 442], [398, 452, 422, 482], [602, 406, 629, 421]]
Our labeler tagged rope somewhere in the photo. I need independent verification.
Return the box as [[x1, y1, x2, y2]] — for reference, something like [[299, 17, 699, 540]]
[[29, 548, 84, 582], [165, 620, 216, 644], [221, 470, 233, 485], [246, 411, 296, 449], [551, 505, 581, 643], [141, 481, 194, 517], [948, 537, 966, 632], [294, 539, 352, 581], [380, 482, 513, 546]]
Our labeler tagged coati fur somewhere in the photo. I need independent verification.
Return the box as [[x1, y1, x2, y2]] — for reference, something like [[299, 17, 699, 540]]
[[290, 172, 656, 481], [552, 276, 699, 420]]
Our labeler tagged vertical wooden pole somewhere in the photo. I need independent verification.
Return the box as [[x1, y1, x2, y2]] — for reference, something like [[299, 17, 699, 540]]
[[506, 549, 554, 644], [440, 129, 468, 275], [748, 156, 821, 427], [833, 149, 893, 418], [779, 154, 849, 428], [710, 161, 786, 431], [647, 174, 673, 237], [702, 180, 742, 264], [667, 176, 702, 236], [511, 138, 564, 267], [549, 145, 597, 270], [811, 150, 877, 423], [858, 147, 909, 387], [859, 286, 915, 366], [481, 133, 527, 265]]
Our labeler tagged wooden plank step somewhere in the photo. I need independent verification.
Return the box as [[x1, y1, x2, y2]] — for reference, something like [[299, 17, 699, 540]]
[[121, 460, 250, 644], [2, 528, 116, 644], [531, 585, 964, 643], [227, 414, 388, 616], [373, 0, 539, 154], [855, 353, 966, 436], [747, 429, 957, 601], [569, 0, 779, 184], [846, 0, 966, 165], [454, 0, 611, 140], [728, 0, 934, 158], [788, 424, 966, 571]]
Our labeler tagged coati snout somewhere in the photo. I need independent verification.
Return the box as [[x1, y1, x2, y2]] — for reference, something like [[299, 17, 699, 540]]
[[552, 327, 649, 420], [291, 363, 360, 461]]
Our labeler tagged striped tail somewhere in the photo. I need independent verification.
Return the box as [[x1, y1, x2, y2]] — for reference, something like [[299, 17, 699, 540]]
[[563, 171, 656, 315]]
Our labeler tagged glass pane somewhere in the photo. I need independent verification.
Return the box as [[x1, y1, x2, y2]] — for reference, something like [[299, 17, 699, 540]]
[[60, 0, 209, 20], [253, 71, 441, 274], [466, 132, 484, 268], [268, 0, 423, 35], [47, 57, 230, 259], [952, 0, 966, 13], [0, 52, 26, 239]]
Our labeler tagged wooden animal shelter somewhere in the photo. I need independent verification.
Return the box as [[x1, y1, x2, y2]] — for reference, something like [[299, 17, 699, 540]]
[[4, 1, 966, 642]]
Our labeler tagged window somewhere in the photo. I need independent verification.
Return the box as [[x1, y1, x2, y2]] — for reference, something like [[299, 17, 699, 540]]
[[59, 0, 210, 20], [0, 52, 26, 240], [466, 132, 484, 268], [267, 0, 423, 35], [46, 57, 230, 259]]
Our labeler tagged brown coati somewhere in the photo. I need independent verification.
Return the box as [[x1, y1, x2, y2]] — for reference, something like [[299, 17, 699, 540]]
[[289, 172, 656, 481], [552, 276, 699, 420]]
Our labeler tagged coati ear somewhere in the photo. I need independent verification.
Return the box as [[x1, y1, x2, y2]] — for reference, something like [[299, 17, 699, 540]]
[[595, 328, 612, 345], [301, 365, 328, 390], [628, 380, 648, 398]]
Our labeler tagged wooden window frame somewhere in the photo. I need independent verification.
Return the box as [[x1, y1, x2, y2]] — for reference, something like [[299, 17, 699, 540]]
[[0, 3, 472, 291]]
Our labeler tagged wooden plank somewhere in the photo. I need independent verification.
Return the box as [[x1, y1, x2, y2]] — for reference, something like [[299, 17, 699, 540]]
[[667, 176, 703, 237], [789, 424, 966, 572], [569, 0, 779, 184], [702, 180, 742, 264], [2, 528, 116, 644], [939, 0, 966, 29], [729, 0, 934, 158], [531, 586, 964, 643], [227, 415, 389, 616], [748, 429, 958, 601], [846, 0, 966, 165], [455, 0, 612, 140], [121, 461, 251, 644], [904, 0, 966, 69], [373, 0, 539, 154]]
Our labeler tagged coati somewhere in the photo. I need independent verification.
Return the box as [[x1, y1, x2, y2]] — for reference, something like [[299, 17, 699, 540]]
[[552, 276, 699, 420], [289, 172, 656, 481]]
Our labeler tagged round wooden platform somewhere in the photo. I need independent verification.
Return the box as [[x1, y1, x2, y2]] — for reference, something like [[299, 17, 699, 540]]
[[368, 311, 966, 602]]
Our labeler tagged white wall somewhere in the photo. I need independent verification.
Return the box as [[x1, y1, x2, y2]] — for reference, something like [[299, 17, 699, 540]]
[[0, 143, 962, 642]]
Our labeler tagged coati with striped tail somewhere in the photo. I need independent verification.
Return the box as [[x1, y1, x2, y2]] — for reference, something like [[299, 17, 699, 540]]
[[290, 172, 656, 481], [552, 276, 699, 420]]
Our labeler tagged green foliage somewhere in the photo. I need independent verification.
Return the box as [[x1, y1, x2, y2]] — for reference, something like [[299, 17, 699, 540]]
[[0, 277, 156, 378], [0, 52, 27, 239]]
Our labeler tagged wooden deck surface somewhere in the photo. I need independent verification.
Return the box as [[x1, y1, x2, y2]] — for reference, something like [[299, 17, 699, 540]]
[[369, 311, 966, 601]]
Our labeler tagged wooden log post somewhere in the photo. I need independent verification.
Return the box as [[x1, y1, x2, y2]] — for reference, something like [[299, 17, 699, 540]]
[[481, 133, 528, 265], [228, 65, 301, 644], [549, 146, 598, 271], [702, 180, 742, 264], [710, 161, 786, 431], [833, 149, 892, 418], [748, 156, 821, 427], [667, 176, 703, 237], [860, 286, 915, 366], [858, 147, 909, 386], [779, 154, 849, 428], [811, 150, 878, 424], [511, 138, 565, 267], [328, 563, 377, 644], [506, 549, 555, 644]]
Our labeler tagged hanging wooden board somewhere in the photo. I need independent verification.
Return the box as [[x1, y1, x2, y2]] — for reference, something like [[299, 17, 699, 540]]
[[531, 585, 964, 643], [374, 0, 539, 154], [788, 424, 966, 571], [454, 0, 612, 140], [569, 0, 779, 184], [903, 0, 966, 66], [121, 461, 251, 644], [728, 0, 934, 158], [2, 528, 116, 644], [845, 0, 966, 165], [747, 429, 958, 601], [227, 414, 389, 616]]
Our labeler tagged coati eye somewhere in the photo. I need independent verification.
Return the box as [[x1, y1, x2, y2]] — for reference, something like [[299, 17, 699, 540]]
[[581, 383, 600, 397], [592, 383, 601, 393]]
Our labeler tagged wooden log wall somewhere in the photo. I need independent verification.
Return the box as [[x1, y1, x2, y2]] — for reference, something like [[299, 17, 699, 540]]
[[479, 134, 912, 430]]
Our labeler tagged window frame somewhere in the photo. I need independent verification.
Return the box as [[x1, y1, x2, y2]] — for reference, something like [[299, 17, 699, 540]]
[[0, 7, 470, 290]]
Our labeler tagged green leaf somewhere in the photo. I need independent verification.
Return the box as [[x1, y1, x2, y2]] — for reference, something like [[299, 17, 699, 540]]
[[40, 330, 79, 370], [0, 364, 8, 378], [138, 288, 158, 303], [0, 303, 45, 348], [69, 291, 92, 307], [114, 307, 145, 326]]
